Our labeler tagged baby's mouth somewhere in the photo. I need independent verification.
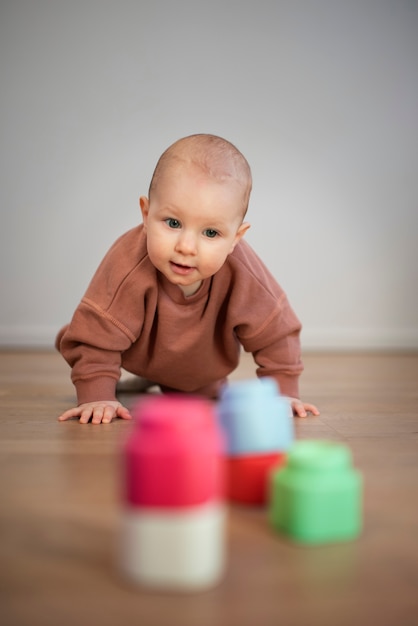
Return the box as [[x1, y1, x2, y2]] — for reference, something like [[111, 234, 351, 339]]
[[170, 261, 195, 275]]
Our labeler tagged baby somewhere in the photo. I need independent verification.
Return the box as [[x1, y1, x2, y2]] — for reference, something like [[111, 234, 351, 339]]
[[56, 134, 319, 424]]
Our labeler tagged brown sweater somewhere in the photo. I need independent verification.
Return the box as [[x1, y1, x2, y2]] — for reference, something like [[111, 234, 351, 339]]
[[56, 225, 303, 404]]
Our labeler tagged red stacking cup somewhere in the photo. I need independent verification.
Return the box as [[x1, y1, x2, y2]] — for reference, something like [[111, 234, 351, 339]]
[[226, 453, 287, 505]]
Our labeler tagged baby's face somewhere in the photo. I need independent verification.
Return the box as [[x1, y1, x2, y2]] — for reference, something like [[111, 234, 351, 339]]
[[141, 163, 249, 296]]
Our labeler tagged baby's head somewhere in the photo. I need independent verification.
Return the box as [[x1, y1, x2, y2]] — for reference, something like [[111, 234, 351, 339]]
[[141, 134, 252, 296], [148, 134, 252, 216]]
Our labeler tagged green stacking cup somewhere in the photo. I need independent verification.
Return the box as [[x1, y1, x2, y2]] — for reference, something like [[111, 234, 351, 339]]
[[269, 440, 362, 544]]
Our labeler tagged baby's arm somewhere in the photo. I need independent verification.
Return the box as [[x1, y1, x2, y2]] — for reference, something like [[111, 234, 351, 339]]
[[58, 400, 132, 425]]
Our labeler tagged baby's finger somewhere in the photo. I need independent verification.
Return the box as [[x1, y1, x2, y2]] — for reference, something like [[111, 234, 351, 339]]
[[102, 405, 117, 424], [58, 407, 82, 422], [304, 403, 320, 416], [91, 405, 106, 425], [80, 407, 94, 424], [116, 406, 132, 421], [292, 401, 308, 418]]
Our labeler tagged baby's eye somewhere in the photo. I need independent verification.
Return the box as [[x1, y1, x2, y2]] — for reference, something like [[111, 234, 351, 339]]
[[204, 229, 218, 239], [165, 218, 181, 229]]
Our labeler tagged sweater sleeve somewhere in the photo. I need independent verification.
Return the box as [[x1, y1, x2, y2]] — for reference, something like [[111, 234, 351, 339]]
[[56, 226, 152, 405], [227, 241, 304, 399], [238, 292, 303, 398], [58, 298, 136, 405]]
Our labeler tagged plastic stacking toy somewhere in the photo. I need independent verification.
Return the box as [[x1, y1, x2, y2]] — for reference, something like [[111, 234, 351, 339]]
[[119, 395, 226, 591], [218, 378, 293, 505], [226, 452, 286, 504], [269, 440, 363, 544]]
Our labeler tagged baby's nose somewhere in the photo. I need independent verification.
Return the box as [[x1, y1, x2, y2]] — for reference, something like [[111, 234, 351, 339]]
[[175, 231, 197, 254]]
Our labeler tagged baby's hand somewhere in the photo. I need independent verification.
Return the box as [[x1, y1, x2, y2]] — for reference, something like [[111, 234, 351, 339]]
[[58, 400, 132, 425], [286, 397, 320, 418]]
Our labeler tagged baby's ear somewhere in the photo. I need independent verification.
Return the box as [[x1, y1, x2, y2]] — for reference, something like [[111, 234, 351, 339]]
[[230, 221, 251, 252], [139, 196, 150, 227]]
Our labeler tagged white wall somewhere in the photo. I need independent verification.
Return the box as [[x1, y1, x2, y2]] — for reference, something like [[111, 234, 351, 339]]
[[1, 0, 417, 350]]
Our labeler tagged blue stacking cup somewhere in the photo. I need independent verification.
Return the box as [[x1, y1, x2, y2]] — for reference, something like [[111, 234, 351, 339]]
[[217, 378, 294, 456]]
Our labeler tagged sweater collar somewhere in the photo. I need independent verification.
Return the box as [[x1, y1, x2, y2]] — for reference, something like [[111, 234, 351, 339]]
[[157, 272, 212, 304]]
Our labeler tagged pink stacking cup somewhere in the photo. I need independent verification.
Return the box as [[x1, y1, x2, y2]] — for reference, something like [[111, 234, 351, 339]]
[[119, 394, 226, 591]]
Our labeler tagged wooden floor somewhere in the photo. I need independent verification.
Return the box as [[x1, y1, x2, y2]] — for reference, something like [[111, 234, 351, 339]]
[[1, 350, 418, 626]]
